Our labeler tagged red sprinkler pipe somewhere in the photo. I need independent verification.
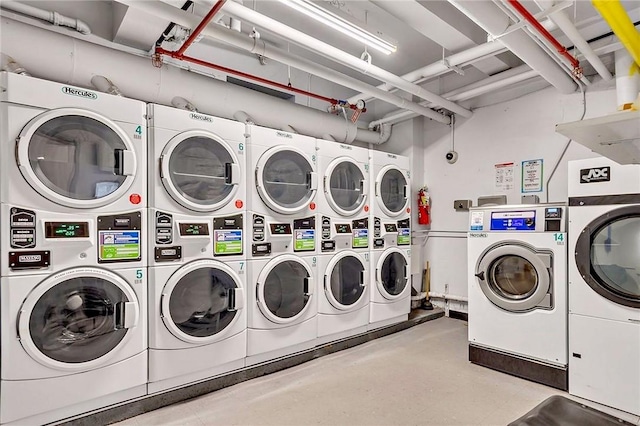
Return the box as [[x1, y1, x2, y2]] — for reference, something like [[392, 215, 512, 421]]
[[154, 0, 359, 109], [176, 0, 227, 56], [507, 0, 580, 71], [156, 47, 341, 105]]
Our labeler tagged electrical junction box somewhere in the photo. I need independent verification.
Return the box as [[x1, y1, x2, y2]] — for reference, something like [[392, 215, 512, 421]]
[[454, 200, 472, 211]]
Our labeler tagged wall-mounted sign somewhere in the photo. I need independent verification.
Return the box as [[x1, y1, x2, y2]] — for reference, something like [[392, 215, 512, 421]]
[[521, 159, 543, 193], [495, 162, 515, 191]]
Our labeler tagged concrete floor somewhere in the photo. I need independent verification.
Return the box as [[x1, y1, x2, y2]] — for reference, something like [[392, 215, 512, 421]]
[[117, 317, 640, 425]]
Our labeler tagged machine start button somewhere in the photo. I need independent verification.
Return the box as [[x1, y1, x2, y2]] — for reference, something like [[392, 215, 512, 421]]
[[129, 194, 142, 204]]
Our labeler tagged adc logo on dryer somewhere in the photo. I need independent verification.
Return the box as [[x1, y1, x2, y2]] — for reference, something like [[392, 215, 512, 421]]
[[580, 167, 610, 183]]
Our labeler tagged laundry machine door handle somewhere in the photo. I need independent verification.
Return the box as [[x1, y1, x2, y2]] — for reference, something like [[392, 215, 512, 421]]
[[225, 163, 241, 185], [114, 149, 136, 176], [475, 271, 485, 281], [229, 288, 245, 311], [360, 179, 368, 196], [115, 301, 139, 329], [360, 271, 366, 287], [307, 171, 318, 190], [304, 277, 314, 296]]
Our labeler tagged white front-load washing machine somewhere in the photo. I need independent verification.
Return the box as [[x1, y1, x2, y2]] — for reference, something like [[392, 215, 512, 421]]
[[316, 139, 370, 344], [467, 204, 568, 390], [369, 150, 411, 329], [567, 157, 640, 416], [246, 125, 318, 252], [147, 258, 246, 394], [0, 213, 147, 425], [146, 104, 247, 393], [246, 253, 317, 366], [245, 125, 318, 365], [0, 71, 146, 214]]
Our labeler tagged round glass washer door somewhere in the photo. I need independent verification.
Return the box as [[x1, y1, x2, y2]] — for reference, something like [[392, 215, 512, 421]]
[[575, 207, 640, 308], [325, 251, 367, 310], [16, 108, 137, 209], [161, 260, 244, 344], [257, 255, 314, 324], [160, 130, 241, 212], [256, 146, 317, 215], [18, 268, 139, 371], [376, 248, 409, 300], [375, 165, 408, 217], [475, 243, 552, 311], [324, 157, 367, 216]]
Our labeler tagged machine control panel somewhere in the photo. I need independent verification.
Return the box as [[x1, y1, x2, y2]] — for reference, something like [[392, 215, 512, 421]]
[[10, 208, 36, 249], [352, 218, 369, 249], [293, 217, 316, 253], [45, 222, 90, 239], [469, 205, 566, 233], [252, 214, 265, 242], [178, 223, 209, 236], [97, 211, 142, 263], [397, 219, 411, 246], [321, 216, 335, 252], [544, 207, 563, 232], [490, 211, 536, 231], [155, 212, 173, 245], [213, 214, 243, 256]]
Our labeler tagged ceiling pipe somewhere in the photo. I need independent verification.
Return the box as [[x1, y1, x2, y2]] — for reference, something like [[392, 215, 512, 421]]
[[153, 0, 349, 109], [0, 0, 90, 34], [346, 41, 507, 105], [535, 0, 612, 81], [0, 16, 390, 144], [448, 0, 577, 94], [506, 0, 580, 73], [369, 65, 539, 128], [120, 0, 451, 124], [217, 0, 473, 118]]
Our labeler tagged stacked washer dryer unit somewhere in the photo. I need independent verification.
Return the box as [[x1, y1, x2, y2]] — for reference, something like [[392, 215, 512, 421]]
[[245, 125, 318, 366], [316, 139, 370, 345], [467, 204, 568, 390], [147, 104, 247, 394], [567, 157, 640, 416], [0, 72, 147, 425], [369, 150, 412, 330]]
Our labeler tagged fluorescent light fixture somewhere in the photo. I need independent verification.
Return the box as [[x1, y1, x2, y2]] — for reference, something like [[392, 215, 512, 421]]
[[279, 0, 397, 55]]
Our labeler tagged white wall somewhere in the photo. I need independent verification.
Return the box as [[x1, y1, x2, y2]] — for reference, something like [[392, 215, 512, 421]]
[[421, 84, 619, 307], [372, 108, 426, 294]]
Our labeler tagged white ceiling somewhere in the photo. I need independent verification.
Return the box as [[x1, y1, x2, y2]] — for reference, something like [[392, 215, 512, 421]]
[[7, 0, 640, 120]]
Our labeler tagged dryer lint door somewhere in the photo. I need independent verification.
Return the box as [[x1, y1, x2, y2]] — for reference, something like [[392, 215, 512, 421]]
[[324, 158, 367, 216], [376, 248, 409, 300], [256, 147, 317, 215], [160, 131, 241, 212], [18, 268, 139, 371], [16, 108, 137, 209], [375, 166, 408, 218], [575, 206, 640, 308], [475, 243, 552, 312], [161, 260, 244, 344], [256, 256, 313, 324], [325, 252, 367, 311]]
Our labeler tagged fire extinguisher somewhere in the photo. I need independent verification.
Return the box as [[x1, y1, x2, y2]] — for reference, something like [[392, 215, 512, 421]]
[[418, 187, 430, 225]]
